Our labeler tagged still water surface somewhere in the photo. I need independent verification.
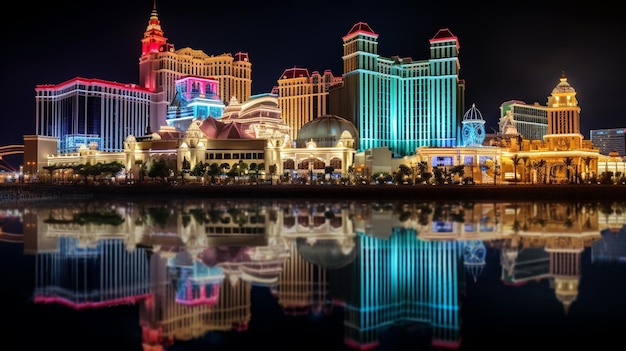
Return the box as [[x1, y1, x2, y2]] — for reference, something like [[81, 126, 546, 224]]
[[1, 198, 625, 350]]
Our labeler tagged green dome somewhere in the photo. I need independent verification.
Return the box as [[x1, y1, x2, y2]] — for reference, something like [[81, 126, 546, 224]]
[[296, 115, 358, 148]]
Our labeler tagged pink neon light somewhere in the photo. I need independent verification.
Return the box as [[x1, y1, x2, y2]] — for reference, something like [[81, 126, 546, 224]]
[[344, 337, 379, 350], [35, 77, 151, 92], [175, 283, 220, 306], [33, 293, 151, 310], [432, 339, 461, 349]]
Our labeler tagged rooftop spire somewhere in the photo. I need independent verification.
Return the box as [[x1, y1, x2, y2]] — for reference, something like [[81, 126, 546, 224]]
[[141, 0, 168, 55]]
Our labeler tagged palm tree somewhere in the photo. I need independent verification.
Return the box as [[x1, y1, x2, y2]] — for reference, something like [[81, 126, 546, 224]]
[[234, 160, 248, 182], [512, 154, 522, 183], [582, 156, 593, 183], [207, 163, 220, 183], [531, 159, 547, 184], [249, 162, 258, 180], [219, 162, 230, 179], [521, 156, 530, 183], [563, 157, 574, 183]]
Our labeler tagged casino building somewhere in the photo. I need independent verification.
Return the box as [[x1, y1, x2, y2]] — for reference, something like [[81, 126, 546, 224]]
[[328, 23, 465, 157]]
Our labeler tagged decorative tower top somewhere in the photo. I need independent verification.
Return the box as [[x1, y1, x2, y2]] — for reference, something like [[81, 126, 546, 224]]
[[342, 22, 379, 74], [548, 71, 578, 107], [141, 1, 168, 56], [461, 103, 486, 146], [546, 71, 581, 135]]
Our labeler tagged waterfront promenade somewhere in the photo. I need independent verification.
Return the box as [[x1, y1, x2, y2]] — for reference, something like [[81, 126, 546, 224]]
[[2, 182, 626, 203]]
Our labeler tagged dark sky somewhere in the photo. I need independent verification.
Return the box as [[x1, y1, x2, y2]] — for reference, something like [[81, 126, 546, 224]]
[[0, 1, 623, 167]]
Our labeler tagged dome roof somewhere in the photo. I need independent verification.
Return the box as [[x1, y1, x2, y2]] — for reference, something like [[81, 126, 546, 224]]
[[552, 72, 576, 94], [296, 115, 358, 147], [462, 103, 484, 121], [295, 238, 356, 269]]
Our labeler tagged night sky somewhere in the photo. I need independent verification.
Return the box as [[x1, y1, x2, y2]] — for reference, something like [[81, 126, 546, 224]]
[[0, 1, 623, 168]]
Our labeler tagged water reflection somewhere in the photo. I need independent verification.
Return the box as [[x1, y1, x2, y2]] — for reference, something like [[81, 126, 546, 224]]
[[4, 199, 626, 349]]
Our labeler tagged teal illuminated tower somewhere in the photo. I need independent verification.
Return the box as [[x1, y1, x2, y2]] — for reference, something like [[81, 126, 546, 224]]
[[330, 23, 465, 156]]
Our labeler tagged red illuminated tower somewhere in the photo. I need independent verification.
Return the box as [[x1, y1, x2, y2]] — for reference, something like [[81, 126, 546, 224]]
[[138, 1, 252, 128], [141, 1, 168, 57], [139, 1, 173, 92]]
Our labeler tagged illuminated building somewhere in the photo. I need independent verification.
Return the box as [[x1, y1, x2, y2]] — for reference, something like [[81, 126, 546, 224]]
[[165, 75, 225, 131], [329, 23, 465, 156], [411, 73, 602, 184], [590, 128, 626, 156], [139, 3, 251, 127], [31, 3, 250, 163], [500, 100, 548, 141], [219, 93, 292, 145], [35, 77, 153, 154], [279, 115, 358, 182], [123, 93, 290, 181], [547, 72, 580, 135], [274, 67, 343, 143]]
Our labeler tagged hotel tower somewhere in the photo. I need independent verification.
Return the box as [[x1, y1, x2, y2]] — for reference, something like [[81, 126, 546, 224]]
[[329, 23, 465, 157], [33, 2, 252, 156], [138, 2, 252, 128], [275, 68, 343, 144]]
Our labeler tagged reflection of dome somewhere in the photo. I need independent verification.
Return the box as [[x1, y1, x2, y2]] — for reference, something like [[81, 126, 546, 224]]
[[296, 115, 358, 148], [295, 237, 356, 269], [198, 246, 248, 267], [463, 240, 486, 282]]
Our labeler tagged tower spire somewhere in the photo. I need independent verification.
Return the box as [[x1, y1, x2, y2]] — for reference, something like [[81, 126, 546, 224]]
[[141, 0, 167, 56]]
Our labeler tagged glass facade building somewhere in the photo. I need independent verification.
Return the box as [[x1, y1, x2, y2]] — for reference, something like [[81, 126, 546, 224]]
[[500, 100, 548, 141], [35, 78, 153, 153], [590, 128, 626, 156]]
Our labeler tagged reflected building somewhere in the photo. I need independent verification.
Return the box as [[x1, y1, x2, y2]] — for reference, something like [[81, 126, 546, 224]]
[[16, 199, 626, 350], [32, 237, 150, 309], [333, 230, 464, 349], [276, 201, 356, 316], [139, 250, 251, 350], [592, 225, 626, 264], [497, 202, 601, 313], [26, 204, 151, 309]]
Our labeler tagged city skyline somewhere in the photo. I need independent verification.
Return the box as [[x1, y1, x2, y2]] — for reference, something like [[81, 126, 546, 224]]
[[1, 1, 622, 167]]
